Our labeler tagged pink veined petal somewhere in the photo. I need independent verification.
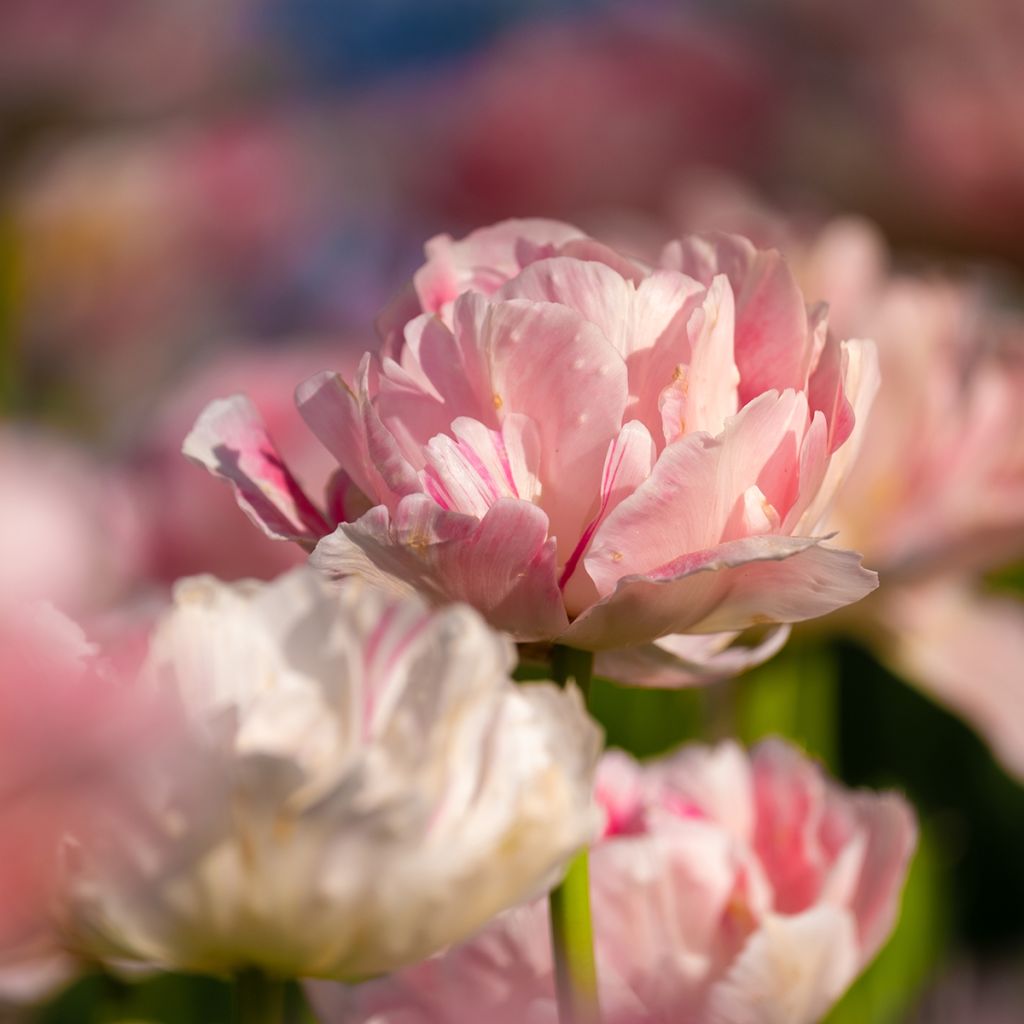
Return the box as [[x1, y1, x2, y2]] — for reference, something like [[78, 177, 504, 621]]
[[585, 390, 811, 591], [379, 313, 496, 445], [296, 369, 382, 506], [561, 536, 877, 651], [621, 270, 707, 442], [560, 420, 656, 614], [749, 740, 829, 913], [182, 394, 329, 546], [802, 338, 881, 533], [311, 495, 569, 642], [421, 415, 541, 518], [781, 411, 830, 535], [807, 333, 857, 454], [663, 233, 814, 404], [456, 293, 629, 562], [297, 357, 423, 511], [594, 627, 791, 690]]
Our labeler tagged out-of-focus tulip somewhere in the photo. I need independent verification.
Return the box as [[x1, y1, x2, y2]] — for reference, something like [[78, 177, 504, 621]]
[[0, 427, 144, 615], [664, 182, 1024, 775], [0, 603, 168, 1001], [187, 220, 878, 660], [0, 0, 251, 117], [66, 569, 601, 980], [412, 10, 780, 225], [315, 738, 916, 1024], [803, 219, 1024, 779]]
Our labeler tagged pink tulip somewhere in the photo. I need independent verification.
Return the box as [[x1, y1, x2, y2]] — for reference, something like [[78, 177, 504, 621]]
[[661, 184, 1024, 770], [186, 220, 878, 654], [314, 739, 916, 1024], [800, 220, 1024, 779]]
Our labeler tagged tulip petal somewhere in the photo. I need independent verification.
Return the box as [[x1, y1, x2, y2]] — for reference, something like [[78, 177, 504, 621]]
[[664, 233, 814, 404], [595, 626, 790, 689], [707, 907, 859, 1024], [586, 391, 811, 588], [456, 293, 629, 560], [183, 395, 329, 545], [562, 536, 876, 650], [312, 495, 569, 641], [885, 581, 1024, 782]]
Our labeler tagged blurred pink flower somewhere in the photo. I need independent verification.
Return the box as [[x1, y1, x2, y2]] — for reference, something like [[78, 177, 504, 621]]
[[411, 10, 780, 225], [0, 427, 145, 615], [187, 220, 878, 655], [314, 739, 916, 1024], [0, 0, 252, 117], [663, 183, 1024, 773], [0, 603, 171, 1001], [774, 0, 1024, 254], [806, 220, 1024, 778]]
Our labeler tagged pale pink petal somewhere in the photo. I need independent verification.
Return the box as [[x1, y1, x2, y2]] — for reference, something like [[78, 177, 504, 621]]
[[593, 827, 740, 1019], [663, 233, 813, 403], [800, 338, 880, 533], [884, 580, 1024, 782], [461, 294, 629, 561], [749, 740, 829, 912], [585, 391, 811, 587], [706, 907, 860, 1024], [560, 420, 656, 615], [594, 627, 790, 690], [182, 395, 329, 545], [827, 792, 917, 962], [381, 312, 495, 440], [644, 740, 756, 846], [297, 358, 423, 510], [496, 256, 636, 356], [421, 415, 541, 518], [311, 495, 569, 641], [557, 236, 650, 284], [680, 274, 740, 436], [414, 218, 585, 314], [562, 536, 876, 650]]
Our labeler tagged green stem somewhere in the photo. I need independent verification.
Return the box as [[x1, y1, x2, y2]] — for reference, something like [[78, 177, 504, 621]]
[[549, 645, 600, 1024], [233, 969, 286, 1024]]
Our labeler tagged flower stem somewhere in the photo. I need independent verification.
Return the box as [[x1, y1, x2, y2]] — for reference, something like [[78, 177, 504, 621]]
[[549, 645, 601, 1024], [233, 969, 286, 1024]]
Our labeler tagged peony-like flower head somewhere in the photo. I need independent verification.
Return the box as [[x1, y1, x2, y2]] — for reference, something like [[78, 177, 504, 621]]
[[186, 219, 878, 652], [65, 569, 601, 981], [316, 738, 916, 1024]]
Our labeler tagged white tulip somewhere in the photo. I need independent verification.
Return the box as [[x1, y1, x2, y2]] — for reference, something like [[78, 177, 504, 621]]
[[67, 568, 601, 981]]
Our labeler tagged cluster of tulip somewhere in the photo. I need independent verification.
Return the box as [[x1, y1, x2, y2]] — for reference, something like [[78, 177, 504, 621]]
[[9, 217, 978, 1024]]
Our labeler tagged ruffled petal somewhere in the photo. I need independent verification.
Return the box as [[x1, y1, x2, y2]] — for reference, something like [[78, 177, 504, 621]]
[[312, 495, 569, 641], [595, 626, 790, 689], [561, 536, 877, 651], [183, 395, 329, 545]]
